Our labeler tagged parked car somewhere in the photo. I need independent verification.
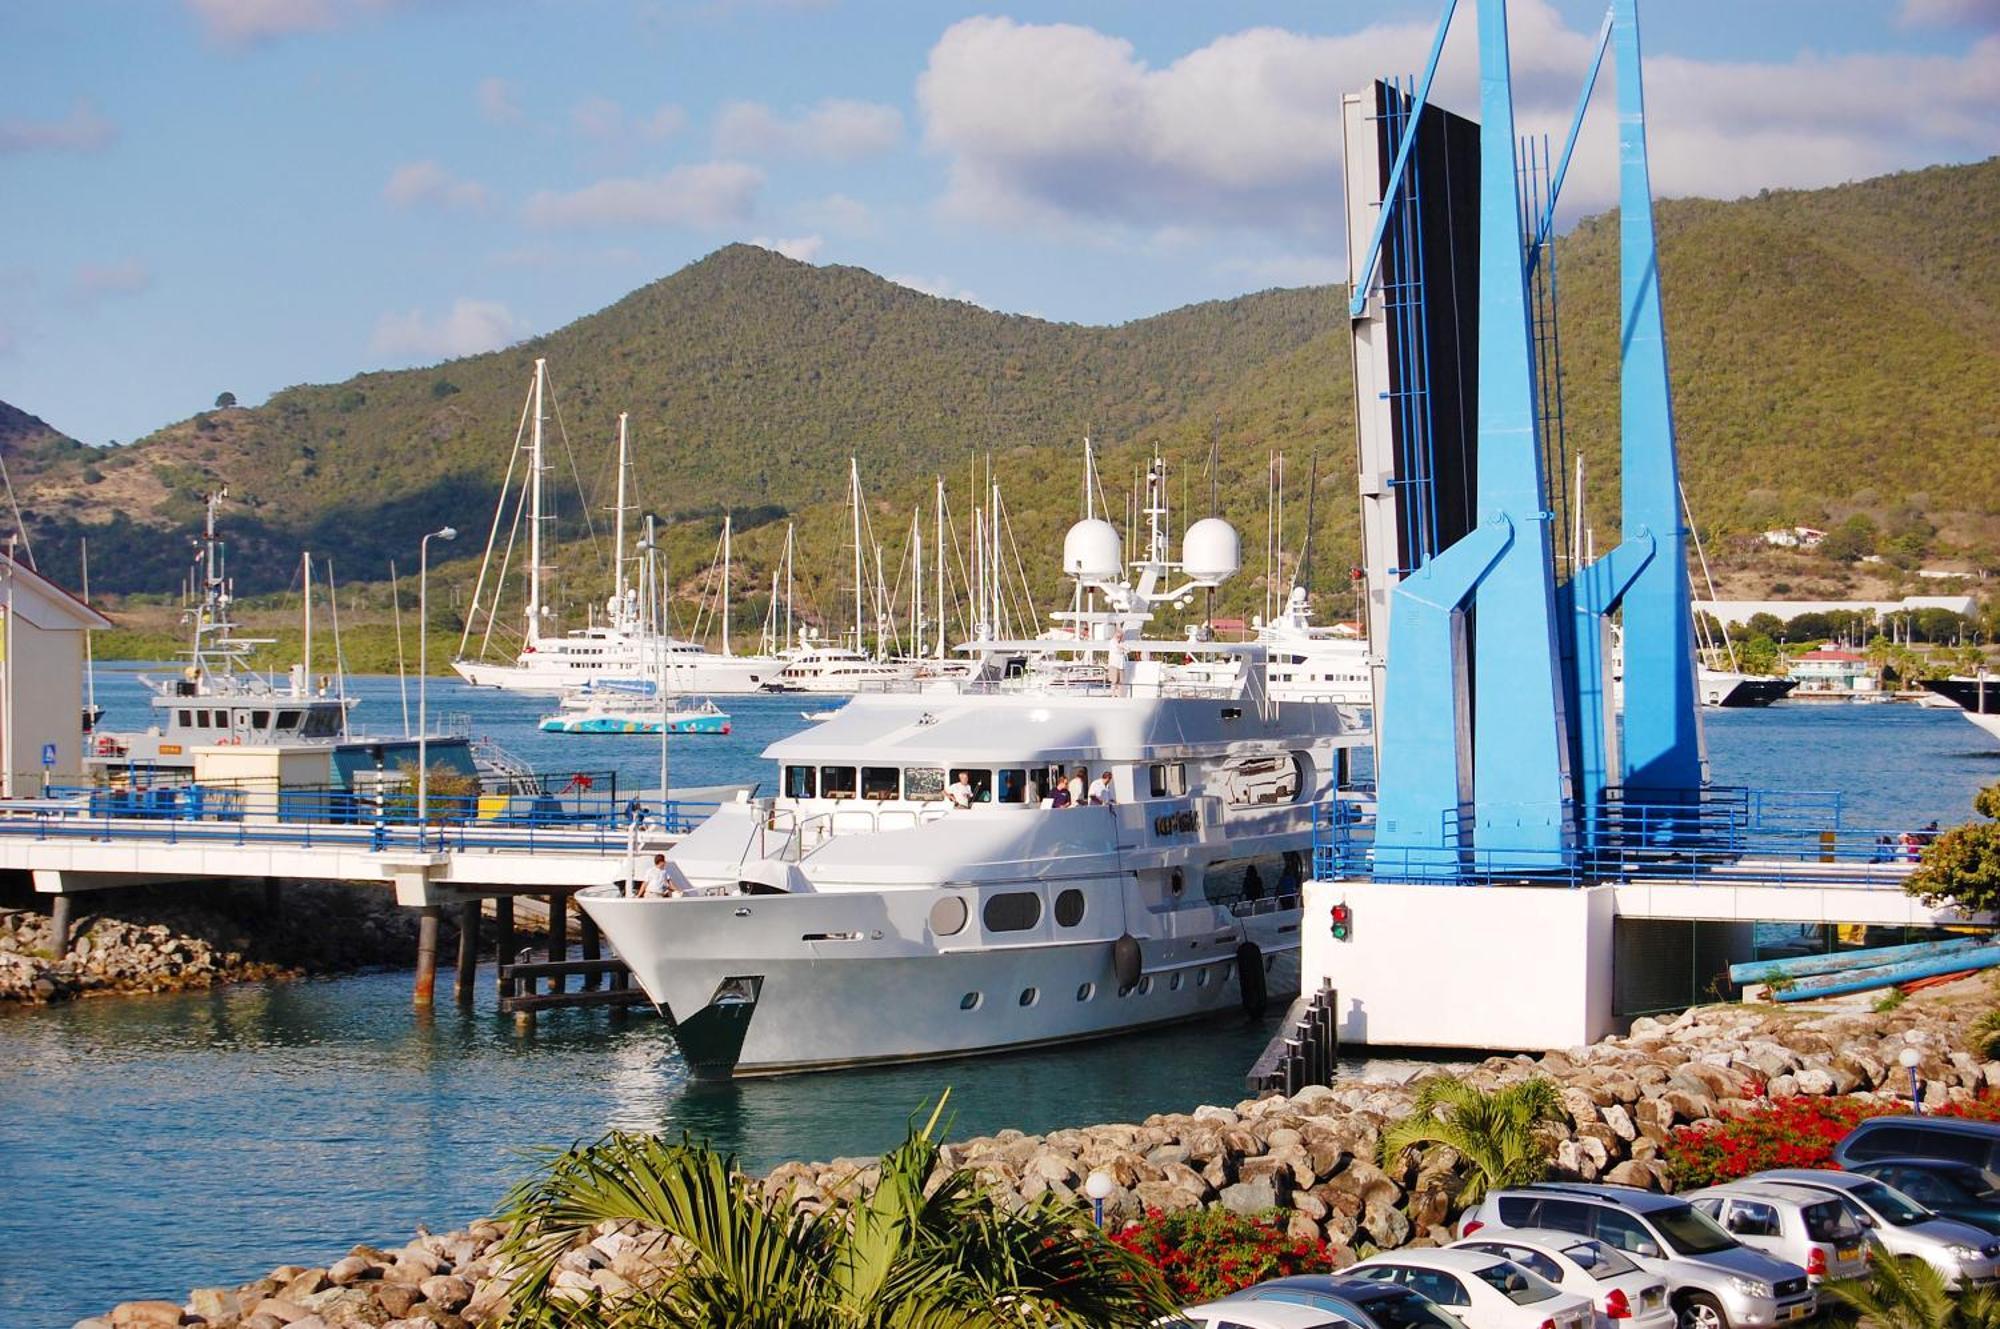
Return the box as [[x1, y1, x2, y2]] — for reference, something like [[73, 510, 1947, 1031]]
[[1455, 1183, 1814, 1329], [1833, 1115, 2000, 1187], [1846, 1158, 2000, 1235], [1171, 1298, 1362, 1329], [1683, 1181, 1870, 1284], [1748, 1169, 2000, 1287], [1453, 1227, 1676, 1329], [1215, 1276, 1473, 1329], [1347, 1247, 1595, 1329]]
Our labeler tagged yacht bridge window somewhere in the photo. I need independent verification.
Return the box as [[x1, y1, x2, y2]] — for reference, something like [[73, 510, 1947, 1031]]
[[982, 892, 1041, 933], [861, 767, 899, 801], [821, 766, 857, 799], [276, 711, 302, 731], [784, 765, 816, 799], [904, 767, 946, 802], [1149, 763, 1187, 797], [996, 769, 1027, 804]]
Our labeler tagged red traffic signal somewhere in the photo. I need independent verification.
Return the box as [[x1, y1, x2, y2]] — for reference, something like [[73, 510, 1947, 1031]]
[[1330, 902, 1353, 941]]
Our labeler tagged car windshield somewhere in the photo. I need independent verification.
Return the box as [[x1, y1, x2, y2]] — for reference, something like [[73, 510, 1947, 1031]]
[[1470, 1262, 1559, 1305], [1652, 1205, 1740, 1255], [1848, 1179, 1931, 1226], [1562, 1241, 1639, 1279], [1361, 1291, 1468, 1329]]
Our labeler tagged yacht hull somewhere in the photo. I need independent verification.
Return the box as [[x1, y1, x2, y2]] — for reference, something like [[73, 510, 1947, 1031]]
[[453, 655, 775, 695], [579, 886, 1301, 1077]]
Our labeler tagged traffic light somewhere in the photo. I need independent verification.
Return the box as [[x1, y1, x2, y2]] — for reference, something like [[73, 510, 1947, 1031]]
[[1330, 901, 1353, 942]]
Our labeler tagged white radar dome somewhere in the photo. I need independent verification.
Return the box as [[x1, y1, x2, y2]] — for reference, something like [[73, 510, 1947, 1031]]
[[1063, 518, 1123, 580], [1181, 517, 1241, 583]]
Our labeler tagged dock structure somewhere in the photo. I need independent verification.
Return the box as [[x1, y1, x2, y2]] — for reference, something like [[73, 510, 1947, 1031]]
[[1291, 0, 1995, 1072], [0, 789, 713, 1012]]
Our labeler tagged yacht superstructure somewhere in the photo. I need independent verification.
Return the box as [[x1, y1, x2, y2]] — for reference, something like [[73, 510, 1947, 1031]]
[[580, 459, 1368, 1077]]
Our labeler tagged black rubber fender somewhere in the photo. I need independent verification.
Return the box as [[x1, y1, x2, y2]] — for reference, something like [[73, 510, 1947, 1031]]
[[1236, 940, 1268, 1017], [1113, 933, 1142, 992]]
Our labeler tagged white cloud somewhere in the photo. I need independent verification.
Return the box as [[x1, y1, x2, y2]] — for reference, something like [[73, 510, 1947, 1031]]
[[641, 104, 688, 139], [184, 0, 413, 46], [74, 260, 153, 299], [383, 160, 491, 212], [1215, 253, 1345, 288], [1900, 0, 2000, 29], [888, 273, 981, 305], [796, 192, 874, 234], [523, 162, 763, 229], [571, 95, 624, 139], [0, 100, 117, 155], [477, 76, 524, 126], [715, 98, 903, 161], [369, 298, 527, 362], [915, 7, 2000, 243], [750, 234, 823, 262]]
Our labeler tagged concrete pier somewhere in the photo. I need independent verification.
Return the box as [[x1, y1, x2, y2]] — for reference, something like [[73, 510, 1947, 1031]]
[[48, 893, 74, 958], [454, 900, 478, 1005], [413, 906, 440, 1006]]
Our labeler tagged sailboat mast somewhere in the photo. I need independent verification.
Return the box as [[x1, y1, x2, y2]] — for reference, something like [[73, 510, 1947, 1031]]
[[913, 513, 924, 660], [933, 478, 945, 658], [614, 412, 630, 606], [302, 550, 313, 690], [526, 357, 547, 645], [784, 522, 795, 651], [721, 513, 732, 657], [850, 458, 863, 655]]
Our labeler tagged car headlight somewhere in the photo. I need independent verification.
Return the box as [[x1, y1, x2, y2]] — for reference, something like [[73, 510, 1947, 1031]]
[[1728, 1277, 1775, 1299], [1948, 1245, 1984, 1262]]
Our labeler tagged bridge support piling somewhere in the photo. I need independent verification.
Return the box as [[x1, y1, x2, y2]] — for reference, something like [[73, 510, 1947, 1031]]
[[414, 906, 440, 1006], [493, 895, 514, 1001], [546, 893, 567, 995], [580, 911, 602, 991], [49, 893, 73, 958], [454, 900, 478, 1006]]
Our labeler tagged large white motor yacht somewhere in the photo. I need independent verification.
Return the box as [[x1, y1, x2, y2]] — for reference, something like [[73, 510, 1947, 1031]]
[[580, 462, 1368, 1077]]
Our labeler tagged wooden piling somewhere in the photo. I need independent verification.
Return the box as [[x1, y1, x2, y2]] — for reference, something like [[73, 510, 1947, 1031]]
[[580, 911, 602, 991], [546, 893, 567, 995], [493, 895, 514, 1001], [414, 906, 440, 1006], [454, 899, 479, 1006], [49, 894, 73, 957]]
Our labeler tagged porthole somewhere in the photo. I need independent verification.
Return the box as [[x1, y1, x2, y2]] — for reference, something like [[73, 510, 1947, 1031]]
[[1196, 967, 1210, 988], [1076, 982, 1095, 1002], [983, 891, 1042, 933], [1137, 976, 1153, 996], [1170, 869, 1185, 897], [1222, 962, 1234, 982], [1265, 954, 1276, 973], [1170, 972, 1184, 991], [1019, 987, 1039, 1007], [959, 991, 982, 1011], [929, 895, 968, 937], [1054, 888, 1086, 927]]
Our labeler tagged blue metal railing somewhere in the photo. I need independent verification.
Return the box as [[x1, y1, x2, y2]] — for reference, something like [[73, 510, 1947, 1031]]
[[0, 785, 716, 855], [1313, 786, 1919, 889]]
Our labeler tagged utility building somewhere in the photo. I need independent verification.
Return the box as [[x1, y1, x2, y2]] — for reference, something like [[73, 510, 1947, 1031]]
[[1, 552, 112, 795]]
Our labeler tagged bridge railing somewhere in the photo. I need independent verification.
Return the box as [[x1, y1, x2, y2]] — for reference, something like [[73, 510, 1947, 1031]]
[[0, 787, 717, 855], [1313, 786, 1927, 888]]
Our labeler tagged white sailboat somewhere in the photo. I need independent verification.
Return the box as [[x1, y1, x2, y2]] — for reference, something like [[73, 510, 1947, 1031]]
[[451, 365, 779, 694]]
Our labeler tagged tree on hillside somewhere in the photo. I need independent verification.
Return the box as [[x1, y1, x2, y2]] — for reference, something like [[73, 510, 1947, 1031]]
[[1821, 515, 1878, 563], [1906, 783, 2000, 916], [214, 391, 236, 409]]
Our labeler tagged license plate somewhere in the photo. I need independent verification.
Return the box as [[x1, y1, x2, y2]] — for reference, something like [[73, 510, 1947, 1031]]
[[1785, 1306, 1811, 1321], [1838, 1247, 1860, 1263]]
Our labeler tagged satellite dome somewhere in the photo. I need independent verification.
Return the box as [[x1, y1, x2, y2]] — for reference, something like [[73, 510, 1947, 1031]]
[[1063, 518, 1123, 580], [1182, 517, 1241, 583]]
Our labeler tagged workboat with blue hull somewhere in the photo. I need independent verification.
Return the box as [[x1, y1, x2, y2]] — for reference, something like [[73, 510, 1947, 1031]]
[[580, 460, 1369, 1077]]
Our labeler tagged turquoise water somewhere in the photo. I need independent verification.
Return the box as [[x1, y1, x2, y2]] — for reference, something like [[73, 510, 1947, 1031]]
[[3, 674, 1995, 1325]]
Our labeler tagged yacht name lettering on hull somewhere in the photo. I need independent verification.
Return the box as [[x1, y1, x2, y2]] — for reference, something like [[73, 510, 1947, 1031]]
[[1153, 808, 1200, 837]]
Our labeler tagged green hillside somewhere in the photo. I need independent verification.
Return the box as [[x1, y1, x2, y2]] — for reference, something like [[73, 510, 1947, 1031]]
[[3, 155, 1995, 650]]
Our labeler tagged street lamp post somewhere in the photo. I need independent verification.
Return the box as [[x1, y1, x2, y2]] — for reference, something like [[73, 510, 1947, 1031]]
[[1899, 1045, 1924, 1113], [1084, 1170, 1115, 1228], [418, 526, 458, 838]]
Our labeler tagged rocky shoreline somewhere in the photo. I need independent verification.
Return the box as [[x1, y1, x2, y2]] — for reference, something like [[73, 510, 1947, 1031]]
[[83, 979, 2000, 1329], [0, 881, 437, 1003]]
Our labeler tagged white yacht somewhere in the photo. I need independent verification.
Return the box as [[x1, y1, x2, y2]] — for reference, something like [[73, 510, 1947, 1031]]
[[452, 362, 780, 695], [580, 462, 1368, 1077], [1255, 588, 1372, 709], [762, 637, 917, 693], [1924, 675, 2000, 742]]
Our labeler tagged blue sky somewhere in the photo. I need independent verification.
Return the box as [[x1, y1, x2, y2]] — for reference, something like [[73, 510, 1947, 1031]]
[[3, 0, 1996, 446]]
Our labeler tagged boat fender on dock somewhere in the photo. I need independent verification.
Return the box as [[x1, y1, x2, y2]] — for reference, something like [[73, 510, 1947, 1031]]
[[1112, 933, 1142, 992], [1236, 940, 1268, 1018]]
